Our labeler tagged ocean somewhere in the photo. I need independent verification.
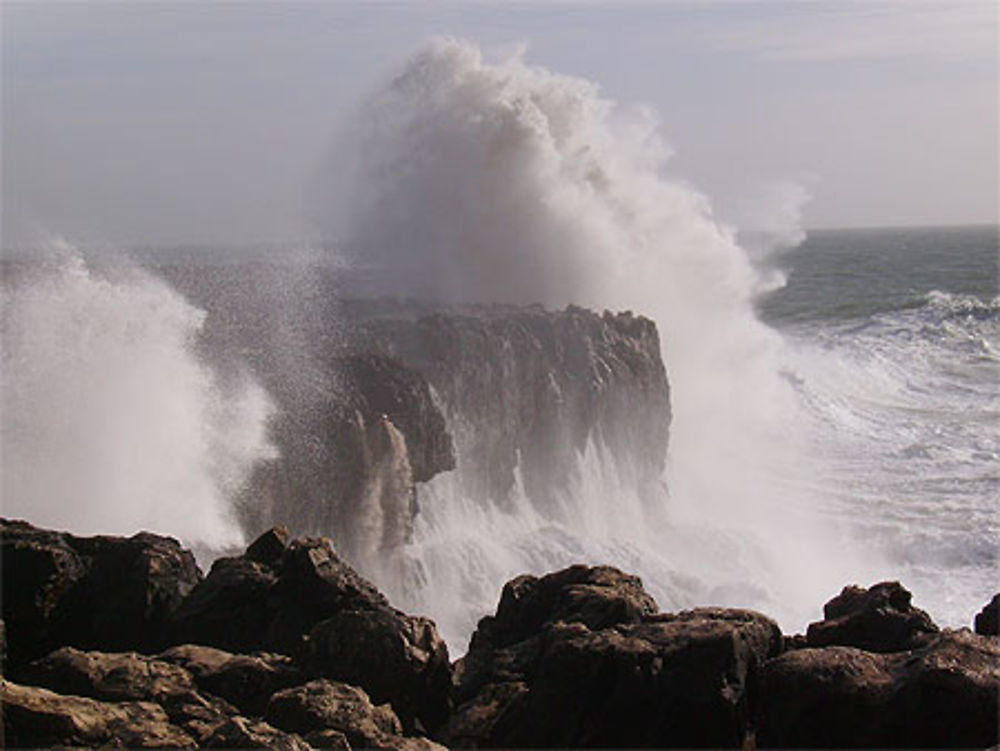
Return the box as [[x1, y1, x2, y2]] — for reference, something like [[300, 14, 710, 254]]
[[758, 224, 999, 629]]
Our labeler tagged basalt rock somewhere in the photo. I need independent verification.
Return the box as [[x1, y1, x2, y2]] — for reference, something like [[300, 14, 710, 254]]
[[759, 629, 1000, 748], [805, 581, 939, 653], [1, 518, 201, 667], [974, 592, 999, 636], [446, 564, 781, 748]]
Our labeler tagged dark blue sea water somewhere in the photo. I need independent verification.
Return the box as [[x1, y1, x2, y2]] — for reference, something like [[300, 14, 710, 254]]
[[760, 225, 999, 626]]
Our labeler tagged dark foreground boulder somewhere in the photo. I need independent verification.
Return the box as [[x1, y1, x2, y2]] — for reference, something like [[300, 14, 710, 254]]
[[167, 529, 452, 733], [759, 629, 1000, 748], [265, 679, 446, 751], [974, 593, 999, 636], [1, 518, 202, 667], [446, 565, 782, 748], [805, 581, 939, 653]]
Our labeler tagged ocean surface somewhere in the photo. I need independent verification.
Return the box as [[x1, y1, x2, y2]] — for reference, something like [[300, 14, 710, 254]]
[[758, 224, 999, 628]]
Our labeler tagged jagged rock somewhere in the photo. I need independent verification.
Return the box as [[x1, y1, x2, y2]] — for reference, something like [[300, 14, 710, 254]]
[[301, 728, 352, 749], [12, 646, 237, 743], [350, 302, 671, 517], [1, 518, 201, 666], [306, 607, 452, 732], [168, 533, 391, 659], [16, 646, 195, 701], [167, 555, 279, 653], [805, 581, 939, 652], [447, 565, 781, 748], [159, 644, 305, 716], [759, 629, 1000, 748], [204, 715, 311, 751], [456, 565, 658, 703], [265, 679, 405, 749], [974, 593, 999, 636], [245, 524, 292, 568], [2, 679, 196, 748]]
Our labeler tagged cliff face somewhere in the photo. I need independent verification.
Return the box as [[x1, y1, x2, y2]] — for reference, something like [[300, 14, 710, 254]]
[[153, 262, 671, 562], [343, 300, 671, 520]]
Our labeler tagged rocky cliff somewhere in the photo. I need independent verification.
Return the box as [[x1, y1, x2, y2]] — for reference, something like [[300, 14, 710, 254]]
[[2, 518, 998, 749], [154, 262, 671, 570]]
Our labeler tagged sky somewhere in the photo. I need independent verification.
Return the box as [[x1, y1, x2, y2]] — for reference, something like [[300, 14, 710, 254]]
[[2, 0, 997, 247]]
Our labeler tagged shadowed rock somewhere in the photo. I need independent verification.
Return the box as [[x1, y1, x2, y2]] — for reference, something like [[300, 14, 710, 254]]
[[1, 518, 201, 667], [974, 593, 999, 636], [306, 607, 452, 732], [759, 629, 1000, 748], [265, 679, 446, 751], [446, 564, 781, 748], [806, 581, 939, 653], [159, 644, 305, 716]]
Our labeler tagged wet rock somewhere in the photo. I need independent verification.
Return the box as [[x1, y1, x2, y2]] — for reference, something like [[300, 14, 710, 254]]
[[204, 715, 311, 751], [806, 581, 939, 653], [447, 565, 780, 748], [2, 679, 195, 748], [159, 644, 305, 716], [1, 518, 201, 666], [306, 606, 452, 732], [974, 592, 999, 636], [759, 630, 1000, 748]]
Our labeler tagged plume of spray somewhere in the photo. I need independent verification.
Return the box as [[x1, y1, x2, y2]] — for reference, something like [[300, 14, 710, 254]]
[[0, 238, 276, 550], [317, 39, 878, 644]]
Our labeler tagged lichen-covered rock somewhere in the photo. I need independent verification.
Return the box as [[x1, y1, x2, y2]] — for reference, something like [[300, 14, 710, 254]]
[[759, 630, 1000, 748], [1, 518, 201, 667], [2, 679, 196, 748], [974, 593, 999, 636], [447, 565, 780, 748], [306, 606, 452, 732], [806, 581, 939, 653]]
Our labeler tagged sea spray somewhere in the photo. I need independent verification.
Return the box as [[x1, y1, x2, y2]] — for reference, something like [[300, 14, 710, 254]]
[[318, 39, 879, 647], [0, 241, 275, 549]]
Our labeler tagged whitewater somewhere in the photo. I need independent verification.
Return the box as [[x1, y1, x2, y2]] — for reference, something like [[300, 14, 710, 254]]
[[2, 40, 995, 652]]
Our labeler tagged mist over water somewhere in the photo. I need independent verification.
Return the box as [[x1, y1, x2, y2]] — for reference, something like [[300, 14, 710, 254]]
[[320, 39, 875, 645], [1, 241, 275, 549]]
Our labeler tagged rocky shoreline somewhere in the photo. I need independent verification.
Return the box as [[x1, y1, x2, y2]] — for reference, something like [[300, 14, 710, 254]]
[[2, 518, 997, 749]]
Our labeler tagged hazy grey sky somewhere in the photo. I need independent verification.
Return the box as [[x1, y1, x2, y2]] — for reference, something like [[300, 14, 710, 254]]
[[3, 1, 997, 246]]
